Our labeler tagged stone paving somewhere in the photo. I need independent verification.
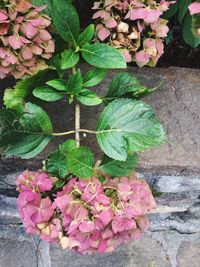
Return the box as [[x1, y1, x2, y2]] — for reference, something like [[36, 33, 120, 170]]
[[0, 67, 200, 267]]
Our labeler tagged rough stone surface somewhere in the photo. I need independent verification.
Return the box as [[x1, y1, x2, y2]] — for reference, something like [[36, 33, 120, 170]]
[[50, 235, 171, 267], [0, 239, 38, 267], [176, 242, 200, 267]]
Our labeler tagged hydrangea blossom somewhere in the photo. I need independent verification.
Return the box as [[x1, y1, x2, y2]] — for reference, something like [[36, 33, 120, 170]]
[[92, 0, 174, 67], [0, 0, 55, 80], [17, 170, 156, 254]]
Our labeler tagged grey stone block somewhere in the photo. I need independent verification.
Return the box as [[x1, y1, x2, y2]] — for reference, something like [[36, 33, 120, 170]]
[[50, 236, 171, 267], [0, 239, 38, 267], [176, 241, 200, 267]]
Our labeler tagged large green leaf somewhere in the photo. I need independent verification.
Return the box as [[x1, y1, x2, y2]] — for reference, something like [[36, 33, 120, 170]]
[[81, 43, 127, 69], [66, 69, 83, 95], [79, 24, 95, 46], [45, 139, 76, 178], [96, 99, 165, 161], [178, 0, 192, 23], [67, 147, 94, 178], [104, 72, 156, 103], [183, 13, 200, 48], [99, 153, 138, 177], [83, 68, 108, 87], [0, 103, 53, 159], [33, 86, 64, 102], [61, 49, 80, 70], [51, 0, 80, 46], [45, 150, 69, 178], [77, 89, 102, 106], [46, 79, 66, 91]]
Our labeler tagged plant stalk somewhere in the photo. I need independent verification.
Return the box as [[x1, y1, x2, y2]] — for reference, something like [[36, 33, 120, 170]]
[[75, 102, 80, 147]]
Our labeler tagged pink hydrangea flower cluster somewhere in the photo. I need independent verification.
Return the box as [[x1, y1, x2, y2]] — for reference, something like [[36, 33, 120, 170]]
[[189, 2, 200, 36], [92, 0, 174, 67], [0, 0, 55, 80], [17, 170, 156, 254]]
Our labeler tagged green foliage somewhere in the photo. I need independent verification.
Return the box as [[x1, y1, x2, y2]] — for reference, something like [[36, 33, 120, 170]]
[[0, 103, 52, 159], [104, 72, 156, 103], [79, 24, 95, 46], [46, 79, 66, 91], [162, 0, 200, 48], [45, 141, 94, 178], [83, 68, 108, 87], [99, 153, 138, 177], [96, 99, 165, 161], [4, 69, 57, 112], [61, 49, 80, 69], [51, 0, 80, 46], [45, 139, 76, 178], [1, 0, 165, 181], [77, 89, 102, 106], [183, 13, 200, 48], [178, 0, 192, 24], [81, 43, 127, 69], [67, 147, 94, 178], [33, 86, 65, 102]]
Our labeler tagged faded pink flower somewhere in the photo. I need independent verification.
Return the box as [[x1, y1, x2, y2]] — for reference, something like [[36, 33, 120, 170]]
[[189, 2, 200, 15], [0, 1, 55, 80], [17, 170, 156, 254], [93, 0, 174, 66]]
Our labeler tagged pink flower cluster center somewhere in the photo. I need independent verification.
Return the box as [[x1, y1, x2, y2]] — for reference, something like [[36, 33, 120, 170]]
[[17, 170, 156, 254]]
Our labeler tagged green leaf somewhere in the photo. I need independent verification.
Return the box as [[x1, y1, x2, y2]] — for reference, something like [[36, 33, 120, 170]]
[[81, 43, 127, 69], [60, 139, 77, 153], [0, 103, 53, 159], [51, 0, 80, 46], [106, 72, 141, 97], [178, 0, 191, 24], [13, 69, 57, 98], [46, 79, 66, 91], [66, 69, 83, 95], [33, 86, 64, 102], [79, 24, 94, 46], [61, 49, 80, 69], [45, 150, 69, 178], [3, 89, 24, 114], [96, 99, 165, 161], [99, 153, 138, 177], [67, 147, 94, 178], [77, 89, 102, 106], [83, 68, 108, 87], [183, 13, 200, 48], [45, 139, 77, 178], [104, 72, 156, 103]]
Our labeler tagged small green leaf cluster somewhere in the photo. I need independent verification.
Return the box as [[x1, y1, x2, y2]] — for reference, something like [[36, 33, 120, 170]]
[[1, 0, 166, 179]]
